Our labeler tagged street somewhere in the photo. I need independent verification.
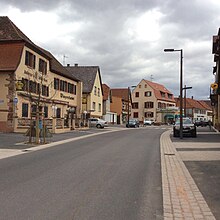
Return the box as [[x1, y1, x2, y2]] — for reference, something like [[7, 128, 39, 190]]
[[0, 127, 165, 220]]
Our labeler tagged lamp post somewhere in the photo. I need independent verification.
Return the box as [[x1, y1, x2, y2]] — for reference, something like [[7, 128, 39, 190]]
[[183, 85, 192, 117], [164, 48, 183, 139]]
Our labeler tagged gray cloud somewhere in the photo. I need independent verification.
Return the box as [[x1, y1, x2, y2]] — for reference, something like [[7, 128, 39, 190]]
[[1, 0, 219, 99]]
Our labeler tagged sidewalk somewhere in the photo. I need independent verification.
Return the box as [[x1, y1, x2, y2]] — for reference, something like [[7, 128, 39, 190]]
[[161, 127, 220, 220]]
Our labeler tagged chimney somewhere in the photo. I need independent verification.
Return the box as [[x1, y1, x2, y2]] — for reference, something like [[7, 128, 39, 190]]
[[191, 96, 193, 99], [67, 64, 70, 67], [75, 63, 78, 67]]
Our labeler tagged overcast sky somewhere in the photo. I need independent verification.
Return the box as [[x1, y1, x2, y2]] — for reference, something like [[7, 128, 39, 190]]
[[1, 0, 220, 99]]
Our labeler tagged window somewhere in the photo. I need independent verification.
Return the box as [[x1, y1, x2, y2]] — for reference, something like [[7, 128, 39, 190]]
[[25, 51, 36, 68], [135, 92, 139, 97], [93, 102, 96, 111], [42, 85, 49, 97], [145, 112, 154, 118], [139, 85, 141, 88], [54, 78, 59, 90], [56, 108, 61, 118], [145, 102, 154, 108], [145, 84, 147, 88], [133, 112, 139, 118], [94, 86, 97, 95], [98, 88, 100, 97], [22, 103, 28, 117], [60, 80, 64, 91], [132, 102, 139, 109], [44, 106, 48, 118], [168, 94, 173, 99], [39, 58, 47, 74], [145, 91, 152, 97], [29, 81, 37, 93], [99, 103, 101, 112], [64, 81, 68, 92], [160, 92, 165, 98], [22, 78, 29, 91]]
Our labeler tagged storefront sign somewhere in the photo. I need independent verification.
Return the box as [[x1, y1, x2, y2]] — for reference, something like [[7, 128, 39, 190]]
[[60, 93, 74, 100]]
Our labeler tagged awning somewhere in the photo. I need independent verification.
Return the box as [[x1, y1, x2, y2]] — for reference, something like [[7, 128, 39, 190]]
[[164, 114, 174, 119]]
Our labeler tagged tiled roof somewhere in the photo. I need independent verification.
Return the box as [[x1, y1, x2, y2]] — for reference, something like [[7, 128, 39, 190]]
[[0, 16, 34, 44], [144, 80, 175, 102], [111, 88, 129, 101], [0, 16, 79, 82], [38, 48, 80, 82], [102, 84, 110, 101], [65, 65, 102, 94], [198, 100, 212, 111], [175, 98, 211, 110], [0, 42, 24, 71]]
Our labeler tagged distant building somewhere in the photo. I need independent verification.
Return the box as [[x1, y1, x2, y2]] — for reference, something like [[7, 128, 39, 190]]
[[131, 79, 176, 124], [102, 84, 117, 124], [111, 88, 132, 124], [66, 64, 103, 119], [175, 97, 212, 122]]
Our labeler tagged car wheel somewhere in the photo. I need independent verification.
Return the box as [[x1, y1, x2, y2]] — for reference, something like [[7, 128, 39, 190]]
[[192, 129, 197, 138], [96, 124, 101, 128], [173, 128, 178, 137]]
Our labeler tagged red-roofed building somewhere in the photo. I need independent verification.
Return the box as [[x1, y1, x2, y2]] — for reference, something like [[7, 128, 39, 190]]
[[111, 88, 132, 124], [131, 79, 176, 123], [175, 97, 213, 122], [102, 84, 117, 123]]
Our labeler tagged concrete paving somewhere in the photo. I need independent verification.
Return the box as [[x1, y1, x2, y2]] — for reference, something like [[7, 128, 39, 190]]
[[161, 127, 220, 220]]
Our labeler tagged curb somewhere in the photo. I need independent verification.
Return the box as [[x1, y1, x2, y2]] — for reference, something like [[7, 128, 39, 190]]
[[160, 130, 216, 220]]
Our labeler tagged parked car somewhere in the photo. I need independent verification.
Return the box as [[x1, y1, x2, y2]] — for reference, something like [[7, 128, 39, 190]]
[[143, 118, 154, 126], [126, 119, 140, 128], [88, 118, 108, 128], [194, 120, 209, 127], [173, 117, 197, 137]]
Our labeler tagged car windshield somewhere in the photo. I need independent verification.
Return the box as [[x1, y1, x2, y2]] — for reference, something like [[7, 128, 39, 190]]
[[129, 119, 136, 122], [175, 118, 192, 125]]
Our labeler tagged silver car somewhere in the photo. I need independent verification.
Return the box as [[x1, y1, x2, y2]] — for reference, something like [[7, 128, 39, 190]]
[[88, 118, 108, 128]]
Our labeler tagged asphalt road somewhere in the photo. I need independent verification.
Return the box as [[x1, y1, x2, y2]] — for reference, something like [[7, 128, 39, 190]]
[[0, 128, 165, 220]]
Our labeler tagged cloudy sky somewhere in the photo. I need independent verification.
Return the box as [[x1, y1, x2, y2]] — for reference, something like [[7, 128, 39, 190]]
[[1, 0, 220, 99]]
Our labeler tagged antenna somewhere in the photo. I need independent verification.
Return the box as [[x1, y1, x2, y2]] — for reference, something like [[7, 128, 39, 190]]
[[63, 55, 68, 66]]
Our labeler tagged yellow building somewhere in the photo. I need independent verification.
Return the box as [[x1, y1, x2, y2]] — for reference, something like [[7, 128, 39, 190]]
[[66, 64, 103, 120], [0, 16, 82, 133]]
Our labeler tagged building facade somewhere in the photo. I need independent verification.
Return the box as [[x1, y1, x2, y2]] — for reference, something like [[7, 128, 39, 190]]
[[102, 84, 117, 124], [131, 79, 176, 124], [0, 16, 82, 133], [66, 64, 103, 120], [111, 88, 132, 124], [211, 28, 220, 131]]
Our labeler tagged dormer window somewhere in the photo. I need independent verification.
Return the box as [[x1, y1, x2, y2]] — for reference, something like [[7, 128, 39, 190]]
[[160, 92, 165, 98]]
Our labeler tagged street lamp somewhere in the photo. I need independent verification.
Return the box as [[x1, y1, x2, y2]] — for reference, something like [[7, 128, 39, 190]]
[[183, 85, 192, 117], [164, 48, 183, 139]]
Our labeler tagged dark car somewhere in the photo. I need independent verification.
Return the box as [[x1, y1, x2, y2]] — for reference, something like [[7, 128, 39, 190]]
[[126, 119, 139, 128], [194, 120, 209, 127], [173, 117, 197, 137]]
